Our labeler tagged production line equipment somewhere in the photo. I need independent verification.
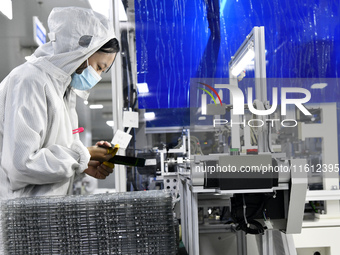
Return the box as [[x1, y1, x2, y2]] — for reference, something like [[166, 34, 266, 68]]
[[179, 151, 307, 255], [177, 26, 308, 255], [135, 26, 309, 254], [136, 130, 307, 255]]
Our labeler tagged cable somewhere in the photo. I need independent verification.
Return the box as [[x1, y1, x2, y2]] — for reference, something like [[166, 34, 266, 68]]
[[242, 194, 248, 225], [237, 219, 265, 235], [232, 194, 273, 235], [263, 211, 267, 221], [267, 122, 273, 153], [250, 126, 258, 145], [189, 136, 204, 155], [309, 201, 318, 213]]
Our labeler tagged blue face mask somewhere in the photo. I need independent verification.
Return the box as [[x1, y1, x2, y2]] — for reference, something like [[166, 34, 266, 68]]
[[70, 59, 102, 91]]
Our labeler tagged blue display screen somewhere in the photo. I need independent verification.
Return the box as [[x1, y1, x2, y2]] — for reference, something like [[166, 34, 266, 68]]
[[135, 0, 340, 126]]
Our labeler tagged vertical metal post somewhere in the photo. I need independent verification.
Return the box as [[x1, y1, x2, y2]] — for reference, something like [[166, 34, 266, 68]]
[[111, 0, 126, 192], [191, 191, 200, 255], [281, 233, 298, 255], [160, 151, 165, 177], [236, 231, 248, 255], [262, 230, 274, 255], [179, 179, 187, 249], [186, 183, 193, 254], [253, 27, 267, 103], [228, 76, 242, 150], [253, 26, 268, 153], [187, 129, 191, 158]]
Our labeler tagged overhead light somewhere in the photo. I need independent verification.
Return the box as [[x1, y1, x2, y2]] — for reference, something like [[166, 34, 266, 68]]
[[89, 104, 103, 109], [0, 0, 12, 20], [118, 0, 128, 22], [84, 100, 89, 105], [88, 0, 110, 19], [311, 83, 328, 89], [106, 120, 114, 127], [136, 83, 149, 93], [144, 112, 155, 120], [231, 45, 255, 77]]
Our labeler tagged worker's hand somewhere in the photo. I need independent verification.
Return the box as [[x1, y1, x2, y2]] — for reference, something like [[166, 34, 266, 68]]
[[84, 160, 114, 179], [87, 141, 115, 162], [95, 140, 112, 148]]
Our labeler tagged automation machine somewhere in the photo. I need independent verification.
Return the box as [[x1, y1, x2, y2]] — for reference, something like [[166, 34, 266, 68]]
[[134, 27, 339, 254]]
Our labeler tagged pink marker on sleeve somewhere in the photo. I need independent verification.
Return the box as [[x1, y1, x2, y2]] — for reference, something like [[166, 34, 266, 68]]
[[72, 127, 84, 134]]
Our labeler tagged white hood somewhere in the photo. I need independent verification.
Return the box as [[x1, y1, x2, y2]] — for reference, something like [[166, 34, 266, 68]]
[[33, 7, 116, 76]]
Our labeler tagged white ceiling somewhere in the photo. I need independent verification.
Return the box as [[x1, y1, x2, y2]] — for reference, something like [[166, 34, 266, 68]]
[[0, 0, 135, 144]]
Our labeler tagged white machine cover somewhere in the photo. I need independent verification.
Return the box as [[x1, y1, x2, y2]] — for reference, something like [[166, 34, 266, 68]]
[[0, 7, 116, 198]]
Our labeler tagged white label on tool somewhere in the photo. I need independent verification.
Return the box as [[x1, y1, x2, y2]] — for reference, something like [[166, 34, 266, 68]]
[[111, 130, 132, 149], [123, 111, 139, 128], [145, 159, 157, 166]]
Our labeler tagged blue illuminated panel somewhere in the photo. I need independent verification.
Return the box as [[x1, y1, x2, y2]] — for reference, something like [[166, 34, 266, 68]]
[[135, 0, 340, 123]]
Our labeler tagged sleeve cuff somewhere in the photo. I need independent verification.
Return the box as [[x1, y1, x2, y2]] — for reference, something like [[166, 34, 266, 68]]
[[71, 140, 91, 174]]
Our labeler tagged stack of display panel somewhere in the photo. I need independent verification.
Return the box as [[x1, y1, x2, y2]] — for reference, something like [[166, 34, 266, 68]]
[[1, 191, 177, 255]]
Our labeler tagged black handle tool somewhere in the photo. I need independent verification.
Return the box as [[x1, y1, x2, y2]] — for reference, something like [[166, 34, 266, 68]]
[[108, 155, 146, 167]]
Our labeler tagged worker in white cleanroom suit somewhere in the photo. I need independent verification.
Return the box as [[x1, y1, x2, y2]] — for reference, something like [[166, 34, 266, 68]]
[[0, 7, 119, 199]]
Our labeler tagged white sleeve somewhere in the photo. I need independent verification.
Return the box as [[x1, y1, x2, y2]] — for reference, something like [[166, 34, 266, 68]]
[[1, 78, 90, 191]]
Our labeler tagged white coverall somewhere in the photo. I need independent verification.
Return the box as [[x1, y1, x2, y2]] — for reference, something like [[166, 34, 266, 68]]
[[0, 7, 116, 199]]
